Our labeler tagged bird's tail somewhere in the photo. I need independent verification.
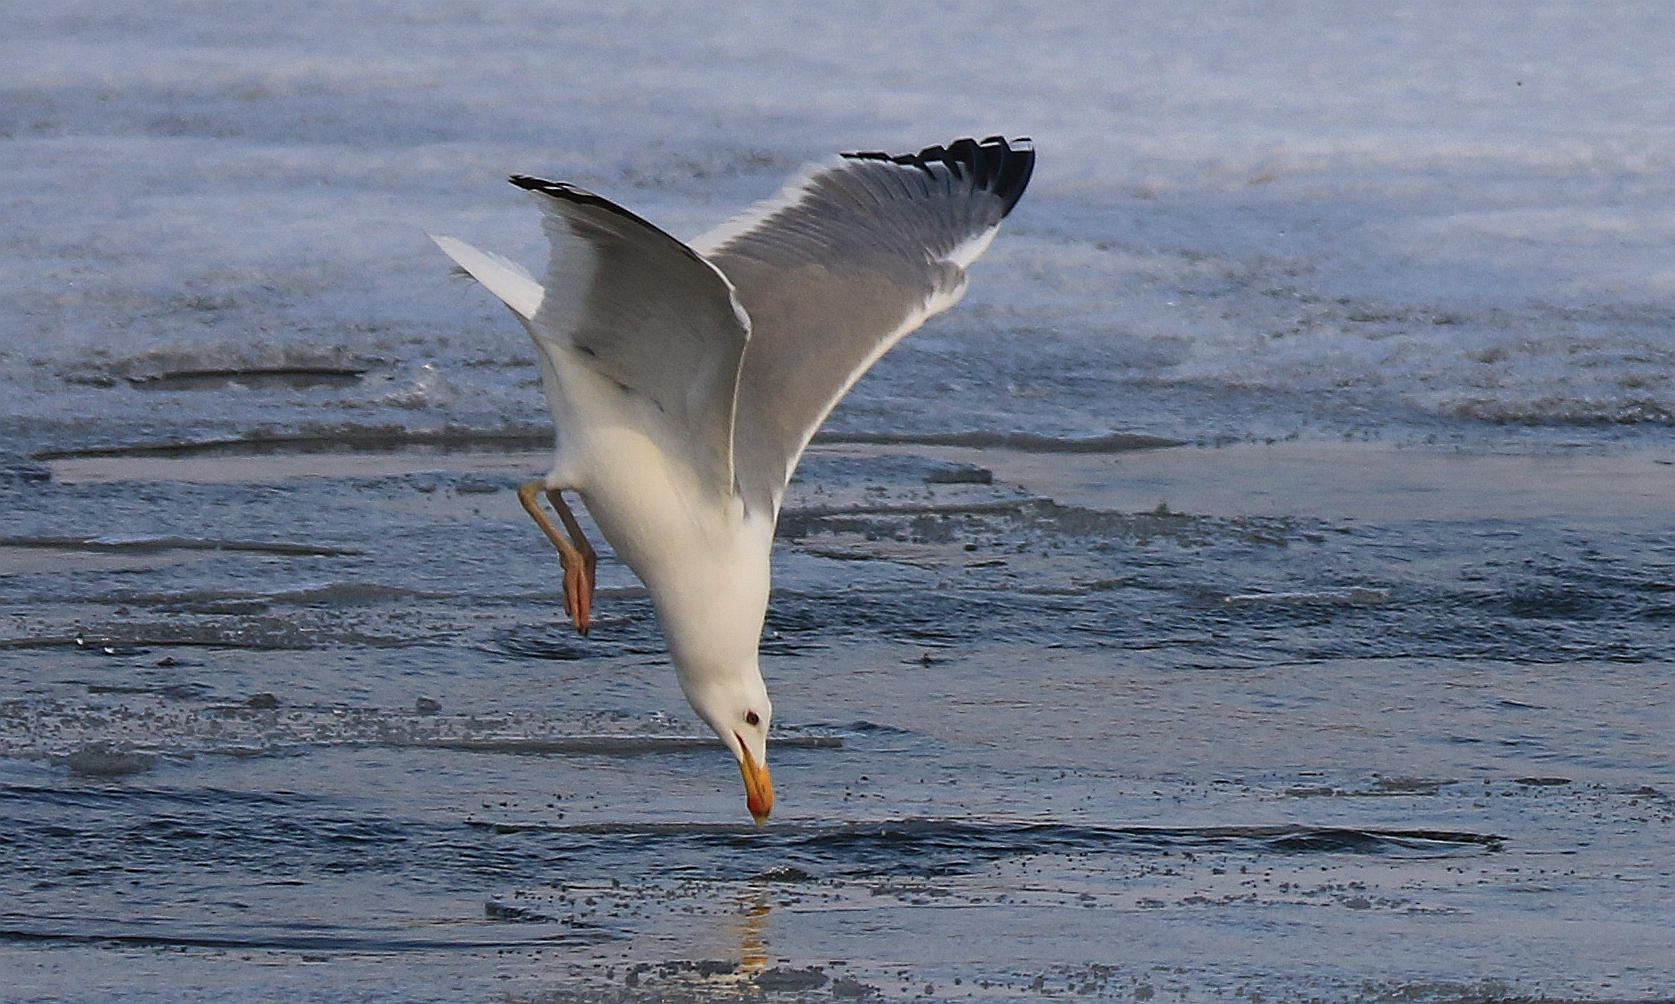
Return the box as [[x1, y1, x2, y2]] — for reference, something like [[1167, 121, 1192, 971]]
[[429, 234, 545, 321]]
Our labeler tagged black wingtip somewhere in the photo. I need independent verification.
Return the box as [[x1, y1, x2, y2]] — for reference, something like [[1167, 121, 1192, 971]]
[[509, 174, 675, 233], [842, 136, 1035, 217], [508, 174, 628, 215], [508, 173, 561, 194]]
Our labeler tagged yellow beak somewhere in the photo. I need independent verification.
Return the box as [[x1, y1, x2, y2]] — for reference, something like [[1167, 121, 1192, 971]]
[[736, 734, 774, 824]]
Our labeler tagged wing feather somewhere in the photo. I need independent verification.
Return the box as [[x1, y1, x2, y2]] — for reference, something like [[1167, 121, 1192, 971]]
[[430, 234, 545, 320], [509, 177, 751, 498], [695, 136, 1034, 514]]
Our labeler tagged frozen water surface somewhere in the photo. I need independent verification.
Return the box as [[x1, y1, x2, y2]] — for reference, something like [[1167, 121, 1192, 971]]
[[2, 3, 1673, 1002]]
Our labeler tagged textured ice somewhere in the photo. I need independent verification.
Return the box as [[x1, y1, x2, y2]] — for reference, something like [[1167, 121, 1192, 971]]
[[5, 3, 1675, 461]]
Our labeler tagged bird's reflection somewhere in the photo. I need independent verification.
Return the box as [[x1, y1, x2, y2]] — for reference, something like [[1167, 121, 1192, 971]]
[[735, 890, 772, 975]]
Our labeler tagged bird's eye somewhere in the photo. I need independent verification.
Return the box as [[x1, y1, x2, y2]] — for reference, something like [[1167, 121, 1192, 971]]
[[745, 711, 760, 727]]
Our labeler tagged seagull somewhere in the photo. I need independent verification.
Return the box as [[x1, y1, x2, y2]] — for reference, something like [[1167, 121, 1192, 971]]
[[432, 136, 1034, 823]]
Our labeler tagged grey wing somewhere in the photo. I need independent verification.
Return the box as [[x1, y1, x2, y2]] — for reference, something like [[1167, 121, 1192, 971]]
[[511, 176, 751, 498], [693, 137, 1034, 516]]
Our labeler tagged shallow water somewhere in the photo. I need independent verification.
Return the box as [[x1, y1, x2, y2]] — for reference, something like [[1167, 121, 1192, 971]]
[[3, 440, 1673, 1002]]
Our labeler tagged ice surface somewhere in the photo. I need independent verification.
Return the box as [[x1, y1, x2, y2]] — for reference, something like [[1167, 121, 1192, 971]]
[[4, 2, 1675, 458]]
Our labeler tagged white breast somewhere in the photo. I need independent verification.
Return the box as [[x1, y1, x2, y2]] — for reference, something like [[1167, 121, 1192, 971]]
[[542, 344, 775, 686]]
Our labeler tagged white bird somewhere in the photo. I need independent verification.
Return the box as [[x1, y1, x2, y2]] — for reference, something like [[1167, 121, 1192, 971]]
[[432, 136, 1034, 823]]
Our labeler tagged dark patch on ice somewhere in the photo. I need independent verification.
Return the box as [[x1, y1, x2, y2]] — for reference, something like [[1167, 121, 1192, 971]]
[[1285, 785, 1337, 797], [95, 583, 448, 615], [0, 925, 608, 952], [776, 497, 1306, 551], [494, 635, 600, 661], [465, 819, 1502, 877], [751, 865, 814, 883], [836, 720, 916, 734], [791, 453, 994, 488], [1370, 776, 1454, 795], [274, 582, 445, 606], [55, 744, 157, 777], [492, 634, 651, 662], [5, 618, 411, 651], [779, 497, 1048, 527], [922, 462, 992, 484], [494, 619, 663, 661], [0, 534, 359, 557], [810, 430, 1183, 453], [1222, 588, 1389, 606], [830, 975, 878, 998], [84, 681, 208, 700], [0, 783, 331, 810], [757, 633, 827, 656], [1454, 396, 1675, 426], [756, 588, 1107, 648], [754, 966, 829, 991], [1260, 829, 1452, 853], [423, 734, 840, 757], [0, 461, 51, 484], [1501, 583, 1612, 619], [453, 473, 508, 494], [125, 367, 366, 392], [484, 899, 558, 923], [31, 423, 556, 460]]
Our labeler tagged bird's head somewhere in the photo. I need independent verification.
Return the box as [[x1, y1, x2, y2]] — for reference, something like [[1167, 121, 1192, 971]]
[[692, 680, 773, 824]]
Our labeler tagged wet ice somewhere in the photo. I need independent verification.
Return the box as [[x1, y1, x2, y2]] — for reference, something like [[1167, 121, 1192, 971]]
[[4, 440, 1672, 1001]]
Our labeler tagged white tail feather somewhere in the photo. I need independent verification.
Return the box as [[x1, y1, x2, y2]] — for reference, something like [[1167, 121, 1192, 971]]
[[429, 234, 545, 320]]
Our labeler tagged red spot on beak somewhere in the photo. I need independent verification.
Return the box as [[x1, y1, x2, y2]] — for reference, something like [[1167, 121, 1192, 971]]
[[735, 732, 774, 824]]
